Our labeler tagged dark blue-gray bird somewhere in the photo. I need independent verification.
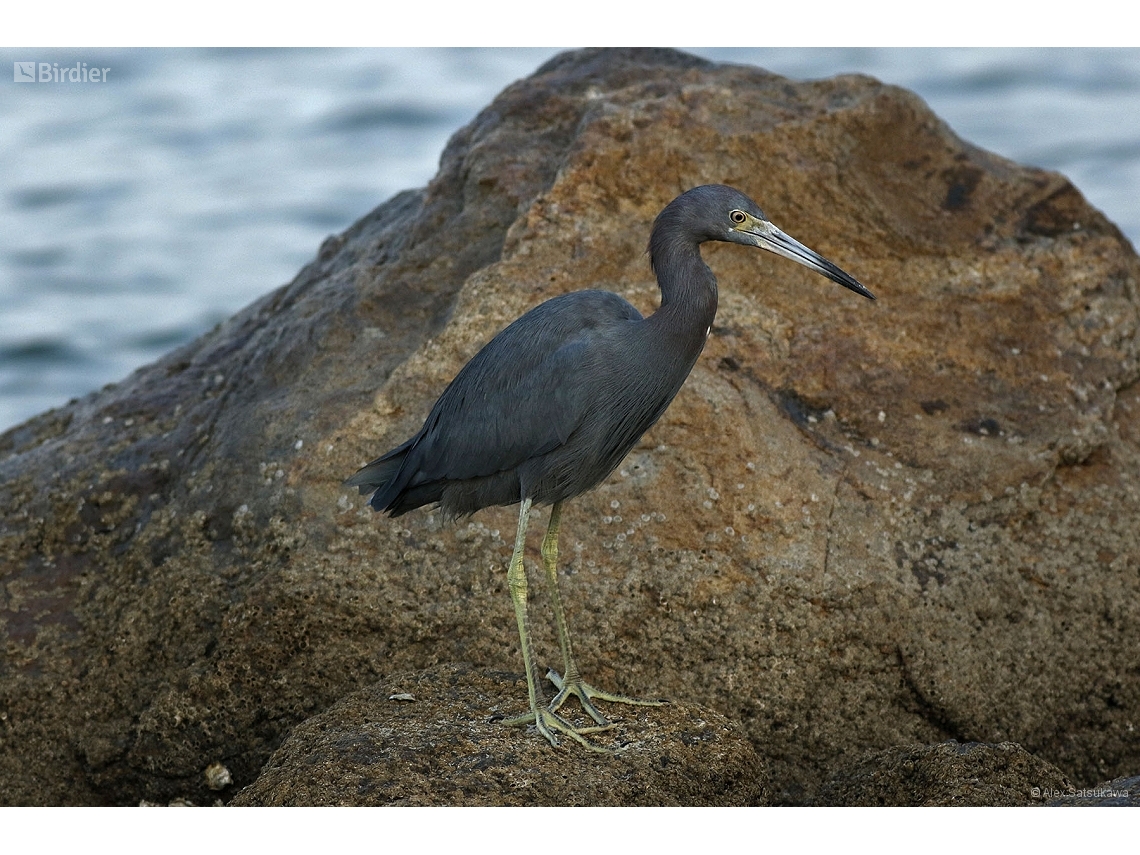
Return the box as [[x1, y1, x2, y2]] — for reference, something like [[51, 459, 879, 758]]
[[348, 184, 874, 750]]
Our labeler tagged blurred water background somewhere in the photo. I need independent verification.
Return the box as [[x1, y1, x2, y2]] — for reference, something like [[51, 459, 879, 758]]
[[2, 47, 1138, 433]]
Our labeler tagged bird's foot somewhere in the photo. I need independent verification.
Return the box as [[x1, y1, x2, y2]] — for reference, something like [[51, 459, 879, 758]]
[[546, 668, 667, 727], [502, 706, 614, 753]]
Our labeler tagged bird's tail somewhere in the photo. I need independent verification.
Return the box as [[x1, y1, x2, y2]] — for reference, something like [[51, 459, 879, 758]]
[[344, 448, 407, 512], [346, 436, 446, 516]]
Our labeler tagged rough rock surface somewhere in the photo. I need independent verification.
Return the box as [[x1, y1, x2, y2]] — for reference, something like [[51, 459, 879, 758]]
[[2, 48, 1138, 805], [231, 664, 767, 806], [1048, 773, 1140, 806], [811, 740, 1073, 806]]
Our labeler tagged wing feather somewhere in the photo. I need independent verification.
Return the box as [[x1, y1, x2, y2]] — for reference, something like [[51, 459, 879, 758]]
[[397, 290, 642, 489]]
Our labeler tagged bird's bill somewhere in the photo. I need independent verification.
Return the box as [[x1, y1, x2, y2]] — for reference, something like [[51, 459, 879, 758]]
[[748, 220, 875, 300]]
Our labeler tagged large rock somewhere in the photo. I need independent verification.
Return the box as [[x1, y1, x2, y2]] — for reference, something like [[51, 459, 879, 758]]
[[1, 48, 1138, 805], [231, 664, 768, 806]]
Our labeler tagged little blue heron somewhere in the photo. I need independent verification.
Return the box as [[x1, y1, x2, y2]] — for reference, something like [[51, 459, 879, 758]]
[[347, 184, 874, 750]]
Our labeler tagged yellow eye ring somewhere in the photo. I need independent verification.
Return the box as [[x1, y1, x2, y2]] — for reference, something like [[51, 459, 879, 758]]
[[730, 210, 747, 225]]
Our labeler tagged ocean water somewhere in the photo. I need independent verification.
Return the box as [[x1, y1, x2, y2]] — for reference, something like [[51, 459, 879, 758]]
[[2, 47, 1138, 433]]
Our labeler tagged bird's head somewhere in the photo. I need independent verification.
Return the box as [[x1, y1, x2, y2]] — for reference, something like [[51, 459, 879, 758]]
[[663, 184, 875, 300]]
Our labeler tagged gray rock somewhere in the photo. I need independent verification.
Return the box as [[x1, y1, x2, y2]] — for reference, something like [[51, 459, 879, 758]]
[[1047, 773, 1140, 806]]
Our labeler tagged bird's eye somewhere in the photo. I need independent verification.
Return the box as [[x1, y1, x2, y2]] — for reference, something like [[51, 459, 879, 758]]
[[729, 210, 747, 225]]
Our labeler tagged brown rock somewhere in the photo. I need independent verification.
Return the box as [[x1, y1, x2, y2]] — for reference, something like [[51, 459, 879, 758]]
[[811, 741, 1073, 806], [231, 664, 767, 806], [1, 48, 1138, 805]]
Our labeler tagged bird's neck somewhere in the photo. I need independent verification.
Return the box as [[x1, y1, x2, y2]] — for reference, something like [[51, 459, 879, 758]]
[[650, 238, 719, 342]]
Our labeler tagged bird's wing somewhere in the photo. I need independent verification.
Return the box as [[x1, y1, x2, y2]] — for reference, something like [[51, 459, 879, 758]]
[[405, 291, 640, 485]]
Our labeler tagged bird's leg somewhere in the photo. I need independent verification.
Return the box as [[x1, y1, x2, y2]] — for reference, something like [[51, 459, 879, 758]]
[[541, 501, 666, 725], [505, 498, 546, 724], [501, 497, 609, 751]]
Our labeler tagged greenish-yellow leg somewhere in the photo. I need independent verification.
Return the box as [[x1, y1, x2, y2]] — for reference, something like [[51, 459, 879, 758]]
[[502, 498, 611, 751], [541, 501, 666, 725]]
